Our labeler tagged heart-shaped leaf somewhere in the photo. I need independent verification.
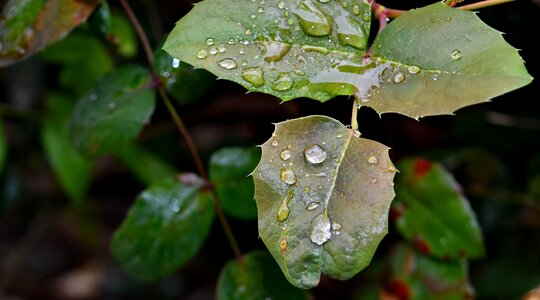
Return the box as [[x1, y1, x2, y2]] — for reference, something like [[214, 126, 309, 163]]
[[0, 0, 100, 67], [217, 251, 308, 300], [253, 115, 396, 288], [69, 64, 155, 157], [392, 158, 485, 260], [111, 177, 214, 281]]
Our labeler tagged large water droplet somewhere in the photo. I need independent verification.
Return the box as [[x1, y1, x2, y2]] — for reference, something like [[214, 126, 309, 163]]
[[196, 49, 208, 59], [368, 155, 378, 164], [336, 16, 365, 49], [352, 4, 361, 15], [241, 67, 265, 87], [280, 149, 292, 161], [309, 211, 331, 245], [218, 44, 226, 53], [218, 58, 237, 70], [393, 72, 404, 83], [301, 45, 329, 54], [277, 0, 286, 9], [206, 38, 215, 45], [280, 238, 288, 251], [451, 49, 461, 60], [306, 201, 320, 211], [293, 1, 332, 36], [257, 6, 264, 13], [272, 73, 293, 91], [318, 0, 330, 2], [332, 223, 341, 230], [256, 38, 292, 62], [408, 65, 420, 74], [272, 139, 279, 147], [304, 144, 327, 164], [280, 167, 297, 185], [172, 58, 180, 68], [277, 191, 294, 222], [228, 38, 235, 45]]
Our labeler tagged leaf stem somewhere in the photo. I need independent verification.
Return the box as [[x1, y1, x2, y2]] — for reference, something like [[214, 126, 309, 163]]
[[119, 0, 242, 259], [351, 100, 359, 130]]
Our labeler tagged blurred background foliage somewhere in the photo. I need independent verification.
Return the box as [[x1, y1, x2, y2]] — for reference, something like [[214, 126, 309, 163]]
[[0, 0, 539, 299]]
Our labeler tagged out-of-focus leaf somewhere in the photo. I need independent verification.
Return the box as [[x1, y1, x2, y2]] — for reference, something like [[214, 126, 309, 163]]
[[392, 158, 484, 260], [40, 33, 113, 95], [69, 65, 155, 157], [209, 147, 259, 220], [385, 243, 474, 300], [107, 11, 137, 58], [111, 178, 214, 281], [217, 251, 308, 300], [42, 94, 92, 202], [0, 122, 6, 172], [0, 172, 21, 214], [88, 0, 111, 37], [0, 0, 100, 67], [154, 49, 214, 105], [253, 115, 396, 288], [115, 144, 178, 186]]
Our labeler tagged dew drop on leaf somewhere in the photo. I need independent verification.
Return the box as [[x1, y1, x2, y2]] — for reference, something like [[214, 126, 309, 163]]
[[293, 1, 332, 37], [306, 201, 320, 211], [277, 191, 294, 221], [408, 65, 420, 74], [280, 167, 297, 185], [241, 67, 265, 86], [272, 73, 294, 91], [280, 238, 288, 251], [172, 58, 180, 68], [206, 38, 215, 45], [309, 211, 331, 245], [352, 4, 360, 15], [218, 44, 226, 53], [393, 72, 404, 83], [304, 144, 327, 164], [209, 47, 218, 55], [451, 49, 462, 60], [277, 0, 286, 9], [368, 155, 378, 164], [371, 178, 378, 184], [280, 149, 292, 161], [196, 49, 208, 59], [257, 7, 264, 13], [228, 38, 235, 44], [218, 58, 237, 70], [271, 139, 279, 147], [332, 223, 342, 230]]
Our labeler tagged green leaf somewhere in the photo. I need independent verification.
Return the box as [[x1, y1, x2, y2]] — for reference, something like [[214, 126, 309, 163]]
[[0, 121, 6, 172], [253, 115, 396, 288], [0, 0, 100, 67], [88, 0, 111, 37], [368, 3, 533, 118], [115, 144, 178, 186], [154, 49, 215, 105], [163, 0, 371, 101], [111, 178, 214, 281], [209, 147, 259, 220], [41, 94, 92, 202], [392, 158, 484, 260], [386, 243, 474, 300], [108, 11, 137, 58], [217, 251, 308, 300], [69, 64, 156, 157]]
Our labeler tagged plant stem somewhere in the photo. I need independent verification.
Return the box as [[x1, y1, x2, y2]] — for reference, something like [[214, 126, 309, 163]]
[[351, 100, 359, 130], [458, 0, 515, 11], [119, 0, 242, 259]]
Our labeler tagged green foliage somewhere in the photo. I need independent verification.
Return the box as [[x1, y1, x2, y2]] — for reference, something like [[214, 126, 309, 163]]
[[115, 144, 178, 186], [111, 179, 215, 281], [0, 121, 6, 172]]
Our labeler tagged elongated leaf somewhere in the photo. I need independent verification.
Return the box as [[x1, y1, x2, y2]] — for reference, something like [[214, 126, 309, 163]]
[[217, 251, 308, 300], [88, 1, 111, 37], [0, 0, 100, 67], [69, 65, 155, 157], [108, 11, 137, 58], [253, 115, 396, 288], [385, 243, 474, 300], [42, 94, 92, 202], [392, 158, 484, 260], [0, 122, 6, 172], [111, 178, 214, 281], [116, 144, 178, 186], [209, 147, 259, 220], [163, 0, 371, 101]]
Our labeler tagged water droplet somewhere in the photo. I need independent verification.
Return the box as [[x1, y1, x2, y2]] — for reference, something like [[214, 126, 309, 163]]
[[239, 48, 246, 54], [218, 58, 237, 69], [287, 18, 295, 25], [245, 28, 253, 35], [371, 178, 378, 184], [280, 167, 297, 185], [277, 191, 294, 222], [304, 186, 311, 193], [309, 211, 331, 245], [241, 67, 265, 87], [209, 47, 218, 55], [206, 38, 214, 45], [304, 144, 327, 165], [88, 93, 98, 101], [241, 60, 248, 66], [368, 155, 378, 164], [257, 7, 264, 13], [218, 44, 226, 53], [336, 132, 343, 138], [446, 17, 452, 21], [172, 58, 180, 68], [332, 223, 342, 230], [280, 238, 288, 251], [301, 45, 329, 54], [272, 73, 293, 91], [339, 191, 345, 197], [362, 11, 370, 22], [293, 1, 332, 36], [250, 14, 256, 19], [341, 2, 348, 8], [107, 102, 117, 110], [272, 139, 279, 147], [228, 38, 235, 44], [317, 185, 323, 190], [170, 198, 180, 212], [280, 149, 292, 161], [451, 49, 461, 60], [393, 72, 404, 83], [408, 65, 420, 74], [257, 39, 292, 62], [352, 4, 360, 15], [196, 49, 208, 59], [241, 39, 250, 46], [306, 202, 320, 210], [318, 0, 330, 2], [278, 0, 286, 9]]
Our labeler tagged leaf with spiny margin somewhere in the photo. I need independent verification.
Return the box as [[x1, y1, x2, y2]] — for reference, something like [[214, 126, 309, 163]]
[[115, 144, 178, 186], [69, 65, 156, 158], [209, 147, 259, 220], [111, 178, 214, 281], [392, 158, 484, 260], [253, 115, 396, 289], [0, 0, 100, 67], [385, 243, 474, 300], [163, 0, 371, 101], [367, 3, 533, 118], [217, 251, 308, 300]]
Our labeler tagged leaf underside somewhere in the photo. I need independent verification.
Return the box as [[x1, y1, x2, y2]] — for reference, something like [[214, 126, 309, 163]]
[[253, 115, 396, 288]]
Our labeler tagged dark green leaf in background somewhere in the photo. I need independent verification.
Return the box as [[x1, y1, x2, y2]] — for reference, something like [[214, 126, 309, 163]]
[[88, 0, 111, 38], [217, 251, 308, 300], [107, 11, 137, 58], [69, 64, 155, 157], [392, 158, 485, 260], [253, 115, 396, 288], [111, 178, 214, 281], [41, 93, 92, 203], [0, 121, 6, 172], [0, 0, 100, 66], [209, 147, 259, 220]]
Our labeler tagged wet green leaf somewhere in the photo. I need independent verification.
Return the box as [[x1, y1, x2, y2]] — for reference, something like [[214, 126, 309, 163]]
[[0, 0, 100, 67], [41, 94, 92, 202], [209, 147, 259, 220], [392, 158, 484, 260], [88, 0, 111, 37], [386, 243, 474, 300], [163, 0, 371, 101], [69, 65, 155, 157], [116, 144, 178, 186], [217, 251, 308, 300], [368, 3, 533, 118], [108, 11, 137, 58], [154, 49, 215, 105], [253, 115, 396, 288], [111, 178, 214, 281], [0, 122, 6, 172]]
